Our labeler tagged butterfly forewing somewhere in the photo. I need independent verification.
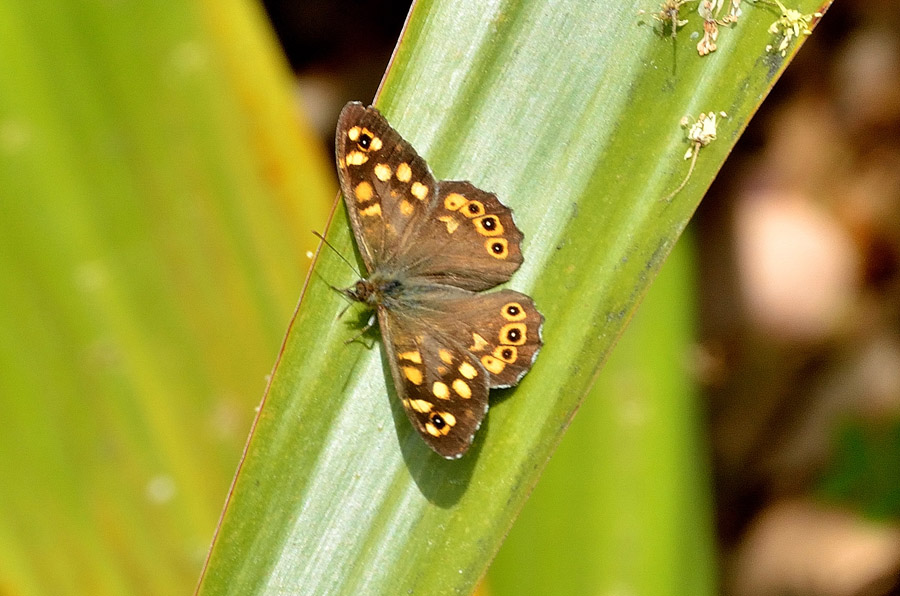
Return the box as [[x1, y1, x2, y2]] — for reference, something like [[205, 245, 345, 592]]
[[336, 102, 438, 270]]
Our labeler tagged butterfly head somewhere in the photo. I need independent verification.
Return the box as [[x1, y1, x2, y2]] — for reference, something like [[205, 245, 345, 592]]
[[343, 279, 377, 306], [343, 276, 404, 308]]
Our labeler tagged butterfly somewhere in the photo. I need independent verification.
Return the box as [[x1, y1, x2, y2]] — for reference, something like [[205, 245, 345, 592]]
[[334, 102, 543, 459]]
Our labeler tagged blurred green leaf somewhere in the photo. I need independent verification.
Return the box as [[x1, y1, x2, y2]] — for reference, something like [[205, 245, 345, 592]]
[[0, 1, 333, 595], [820, 420, 900, 519], [197, 0, 830, 595]]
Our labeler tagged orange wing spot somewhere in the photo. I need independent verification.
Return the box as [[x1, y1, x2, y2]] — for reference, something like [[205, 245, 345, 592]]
[[458, 361, 478, 379], [406, 399, 433, 413], [439, 349, 453, 364], [411, 181, 429, 200], [481, 355, 506, 375], [469, 333, 489, 352], [432, 381, 450, 400], [501, 302, 527, 321], [452, 378, 472, 399], [493, 345, 518, 363], [486, 238, 509, 259], [499, 323, 527, 346], [346, 151, 368, 166], [396, 162, 412, 182], [357, 127, 381, 152], [399, 350, 422, 364], [400, 200, 414, 216], [355, 181, 374, 202], [438, 215, 460, 234], [360, 203, 382, 217], [403, 366, 423, 385], [444, 193, 467, 211], [462, 200, 485, 218], [474, 215, 504, 237], [374, 163, 392, 181]]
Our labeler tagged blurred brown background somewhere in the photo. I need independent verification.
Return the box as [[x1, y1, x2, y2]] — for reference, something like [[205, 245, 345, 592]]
[[264, 1, 900, 594]]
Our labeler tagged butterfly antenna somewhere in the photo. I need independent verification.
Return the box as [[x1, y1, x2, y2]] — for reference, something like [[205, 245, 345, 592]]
[[312, 231, 361, 277]]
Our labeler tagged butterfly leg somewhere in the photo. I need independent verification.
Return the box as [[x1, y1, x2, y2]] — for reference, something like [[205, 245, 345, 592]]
[[344, 312, 377, 345]]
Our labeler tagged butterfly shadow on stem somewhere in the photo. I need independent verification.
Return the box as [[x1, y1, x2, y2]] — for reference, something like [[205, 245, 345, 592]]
[[335, 297, 479, 506]]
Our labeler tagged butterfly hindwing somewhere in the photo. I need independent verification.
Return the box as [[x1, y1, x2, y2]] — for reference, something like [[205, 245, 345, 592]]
[[378, 286, 542, 457], [335, 102, 437, 269], [398, 181, 525, 291], [420, 288, 544, 389], [379, 309, 490, 459]]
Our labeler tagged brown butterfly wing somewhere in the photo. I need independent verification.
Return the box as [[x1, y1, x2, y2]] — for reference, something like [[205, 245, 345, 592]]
[[397, 181, 525, 292], [378, 307, 490, 459], [423, 288, 544, 389], [378, 286, 543, 458], [335, 102, 438, 270]]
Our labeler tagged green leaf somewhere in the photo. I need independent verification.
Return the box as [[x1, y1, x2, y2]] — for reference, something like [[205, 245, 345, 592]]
[[0, 1, 332, 595], [197, 0, 830, 595], [487, 233, 716, 595]]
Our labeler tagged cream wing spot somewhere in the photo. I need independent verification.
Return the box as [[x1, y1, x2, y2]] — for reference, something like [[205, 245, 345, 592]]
[[374, 163, 392, 181], [346, 151, 368, 166], [469, 333, 489, 352], [347, 126, 361, 141], [439, 349, 453, 364], [400, 200, 414, 216], [403, 366, 423, 385], [407, 399, 433, 413], [396, 162, 412, 182], [458, 362, 478, 379], [411, 181, 429, 200], [452, 378, 472, 399], [355, 181, 374, 202], [360, 204, 382, 217], [438, 215, 460, 234], [399, 350, 422, 364], [432, 381, 450, 400]]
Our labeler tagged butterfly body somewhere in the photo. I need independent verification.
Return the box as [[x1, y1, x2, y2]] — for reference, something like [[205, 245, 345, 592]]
[[335, 102, 543, 459]]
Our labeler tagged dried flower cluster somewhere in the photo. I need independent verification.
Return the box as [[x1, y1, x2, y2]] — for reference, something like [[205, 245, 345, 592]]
[[641, 0, 820, 57]]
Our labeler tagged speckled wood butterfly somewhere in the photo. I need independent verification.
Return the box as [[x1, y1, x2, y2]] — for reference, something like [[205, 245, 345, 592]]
[[335, 102, 543, 459]]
